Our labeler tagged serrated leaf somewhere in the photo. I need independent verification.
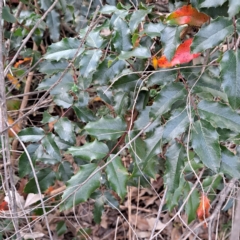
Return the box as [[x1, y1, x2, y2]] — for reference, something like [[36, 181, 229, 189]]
[[200, 0, 227, 8], [112, 73, 140, 91], [118, 46, 151, 59], [2, 6, 16, 23], [191, 17, 234, 53], [161, 25, 186, 61], [164, 142, 184, 193], [112, 17, 132, 52], [129, 9, 150, 33], [106, 155, 128, 200], [163, 109, 191, 142], [228, 0, 240, 18], [166, 5, 210, 27], [198, 100, 240, 132], [220, 147, 240, 178], [144, 22, 165, 38], [93, 57, 126, 85], [220, 50, 240, 110], [85, 117, 126, 141], [42, 133, 61, 162], [46, 10, 60, 42], [61, 163, 101, 210], [86, 30, 105, 48], [44, 38, 83, 61], [18, 127, 45, 142], [72, 105, 96, 122], [184, 182, 200, 224], [192, 120, 221, 172], [54, 117, 75, 144], [38, 60, 68, 75], [147, 69, 178, 87], [79, 49, 102, 78], [68, 140, 109, 161], [113, 91, 130, 116], [150, 82, 187, 119], [24, 168, 56, 193], [58, 161, 74, 183]]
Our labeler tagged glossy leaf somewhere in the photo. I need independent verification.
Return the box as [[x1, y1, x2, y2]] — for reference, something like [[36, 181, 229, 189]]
[[46, 10, 60, 42], [79, 49, 102, 78], [220, 50, 240, 110], [200, 0, 227, 8], [72, 105, 96, 122], [160, 25, 185, 61], [61, 164, 101, 210], [67, 140, 109, 161], [106, 155, 128, 200], [84, 117, 126, 141], [56, 221, 67, 236], [157, 38, 201, 68], [112, 17, 132, 52], [191, 17, 233, 53], [163, 109, 191, 142], [192, 120, 221, 172], [166, 5, 210, 27], [2, 6, 16, 23], [228, 0, 240, 18], [113, 91, 130, 116], [144, 22, 165, 38], [54, 118, 75, 144], [18, 127, 45, 142], [93, 196, 104, 224], [58, 161, 74, 183], [118, 46, 151, 59], [42, 133, 61, 162], [24, 168, 56, 193], [220, 147, 240, 178], [198, 100, 240, 132], [44, 38, 83, 61], [150, 82, 187, 119], [164, 142, 184, 193], [129, 9, 150, 33], [38, 60, 68, 75], [147, 69, 178, 86]]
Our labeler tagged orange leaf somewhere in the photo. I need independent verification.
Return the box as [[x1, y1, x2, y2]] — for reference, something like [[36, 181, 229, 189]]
[[152, 56, 159, 70], [0, 200, 9, 211], [8, 116, 20, 138], [6, 74, 20, 90], [14, 57, 32, 68], [157, 38, 200, 68], [196, 193, 210, 228], [166, 5, 210, 27]]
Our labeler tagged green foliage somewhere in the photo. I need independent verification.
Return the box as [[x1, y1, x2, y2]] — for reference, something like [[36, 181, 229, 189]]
[[12, 0, 240, 230]]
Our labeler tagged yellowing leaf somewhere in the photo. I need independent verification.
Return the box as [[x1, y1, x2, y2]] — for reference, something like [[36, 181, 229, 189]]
[[152, 56, 159, 70], [14, 57, 32, 68], [8, 116, 20, 137], [6, 74, 20, 90]]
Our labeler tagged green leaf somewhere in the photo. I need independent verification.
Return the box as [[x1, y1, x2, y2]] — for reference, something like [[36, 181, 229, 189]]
[[220, 50, 240, 110], [39, 60, 68, 75], [198, 100, 240, 132], [106, 155, 128, 200], [85, 117, 126, 141], [228, 0, 240, 18], [192, 120, 221, 172], [61, 164, 101, 210], [2, 6, 16, 23], [144, 22, 165, 38], [163, 109, 191, 142], [93, 57, 126, 85], [46, 10, 60, 42], [56, 221, 67, 236], [112, 73, 140, 91], [85, 30, 105, 48], [161, 25, 185, 61], [72, 105, 96, 122], [129, 9, 150, 33], [164, 142, 184, 193], [191, 17, 234, 53], [184, 182, 199, 224], [24, 168, 56, 193], [113, 91, 130, 116], [147, 69, 178, 87], [18, 127, 45, 142], [53, 92, 73, 108], [112, 17, 132, 52], [200, 0, 227, 8], [44, 38, 83, 61], [150, 82, 187, 119], [42, 133, 61, 162], [67, 140, 109, 161], [54, 117, 75, 144], [79, 49, 102, 78], [93, 196, 105, 224], [220, 146, 240, 178], [118, 46, 151, 59], [58, 161, 74, 183]]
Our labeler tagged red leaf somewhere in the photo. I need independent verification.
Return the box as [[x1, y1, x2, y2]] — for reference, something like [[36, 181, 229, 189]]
[[196, 193, 210, 228], [166, 5, 210, 27], [0, 200, 9, 211], [157, 38, 200, 68]]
